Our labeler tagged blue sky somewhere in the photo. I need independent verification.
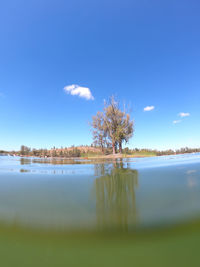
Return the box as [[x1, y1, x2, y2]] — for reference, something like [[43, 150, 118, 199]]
[[0, 0, 200, 151]]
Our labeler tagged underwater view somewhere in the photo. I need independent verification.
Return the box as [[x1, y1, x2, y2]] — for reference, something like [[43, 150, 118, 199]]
[[0, 154, 200, 266]]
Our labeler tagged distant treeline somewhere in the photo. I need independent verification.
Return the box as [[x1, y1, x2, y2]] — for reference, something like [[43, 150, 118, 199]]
[[122, 147, 200, 156], [1, 145, 103, 158], [0, 145, 200, 158], [17, 145, 83, 158]]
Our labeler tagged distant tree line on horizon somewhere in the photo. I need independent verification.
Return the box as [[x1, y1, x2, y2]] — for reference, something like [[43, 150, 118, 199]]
[[1, 146, 200, 158], [121, 147, 200, 156]]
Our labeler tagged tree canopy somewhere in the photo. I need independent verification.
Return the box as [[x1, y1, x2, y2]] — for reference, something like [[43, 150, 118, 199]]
[[92, 96, 134, 154]]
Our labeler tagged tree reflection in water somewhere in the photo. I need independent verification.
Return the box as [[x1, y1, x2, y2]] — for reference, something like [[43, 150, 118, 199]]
[[94, 160, 138, 231], [20, 158, 31, 165]]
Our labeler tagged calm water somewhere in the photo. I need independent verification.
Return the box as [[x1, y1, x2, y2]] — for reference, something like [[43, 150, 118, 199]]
[[0, 154, 200, 231]]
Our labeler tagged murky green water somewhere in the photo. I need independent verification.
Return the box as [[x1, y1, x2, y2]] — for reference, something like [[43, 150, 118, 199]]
[[0, 154, 200, 231], [0, 154, 200, 266]]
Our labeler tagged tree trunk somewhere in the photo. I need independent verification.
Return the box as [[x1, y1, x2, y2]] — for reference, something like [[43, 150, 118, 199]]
[[115, 142, 118, 154], [119, 141, 122, 154], [112, 142, 116, 154]]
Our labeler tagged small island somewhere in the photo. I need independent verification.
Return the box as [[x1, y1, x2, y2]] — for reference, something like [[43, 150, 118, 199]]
[[1, 97, 199, 158]]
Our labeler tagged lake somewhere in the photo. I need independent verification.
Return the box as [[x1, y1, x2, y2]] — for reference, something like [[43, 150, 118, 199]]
[[0, 154, 200, 230], [0, 154, 200, 266]]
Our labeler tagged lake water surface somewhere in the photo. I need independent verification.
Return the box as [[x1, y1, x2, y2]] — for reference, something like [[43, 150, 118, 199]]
[[0, 154, 200, 231]]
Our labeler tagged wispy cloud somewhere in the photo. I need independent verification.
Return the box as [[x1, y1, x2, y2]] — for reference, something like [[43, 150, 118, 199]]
[[178, 112, 190, 118], [173, 112, 190, 124], [173, 120, 182, 124], [64, 84, 94, 100], [144, 106, 155, 112]]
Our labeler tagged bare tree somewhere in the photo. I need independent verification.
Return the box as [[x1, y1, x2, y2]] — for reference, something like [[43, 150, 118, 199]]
[[91, 111, 107, 152], [91, 96, 134, 154]]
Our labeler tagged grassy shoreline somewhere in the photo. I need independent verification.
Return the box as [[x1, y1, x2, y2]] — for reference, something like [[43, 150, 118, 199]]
[[80, 152, 156, 159]]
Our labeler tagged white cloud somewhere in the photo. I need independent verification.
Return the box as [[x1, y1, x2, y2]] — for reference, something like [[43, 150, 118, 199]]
[[178, 112, 190, 118], [173, 120, 182, 124], [64, 84, 94, 100], [144, 106, 155, 111]]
